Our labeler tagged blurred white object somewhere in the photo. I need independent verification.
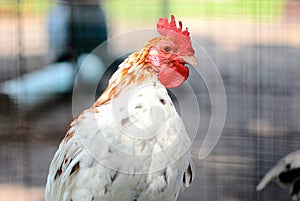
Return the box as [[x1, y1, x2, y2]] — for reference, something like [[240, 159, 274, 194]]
[[0, 53, 105, 108], [1, 62, 74, 107], [257, 150, 300, 200], [77, 53, 105, 85]]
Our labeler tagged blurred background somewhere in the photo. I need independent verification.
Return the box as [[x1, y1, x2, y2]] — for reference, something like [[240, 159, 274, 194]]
[[0, 0, 300, 200]]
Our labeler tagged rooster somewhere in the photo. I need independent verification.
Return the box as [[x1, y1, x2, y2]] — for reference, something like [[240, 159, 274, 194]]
[[45, 15, 197, 201], [257, 150, 300, 200]]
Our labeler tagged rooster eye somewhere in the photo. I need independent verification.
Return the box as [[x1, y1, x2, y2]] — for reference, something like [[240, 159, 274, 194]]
[[163, 46, 172, 53]]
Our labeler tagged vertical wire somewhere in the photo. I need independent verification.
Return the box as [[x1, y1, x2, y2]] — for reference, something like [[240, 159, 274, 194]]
[[255, 0, 261, 200]]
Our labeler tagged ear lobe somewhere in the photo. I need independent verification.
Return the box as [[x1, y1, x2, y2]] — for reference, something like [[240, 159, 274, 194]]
[[148, 49, 161, 66], [159, 65, 189, 88]]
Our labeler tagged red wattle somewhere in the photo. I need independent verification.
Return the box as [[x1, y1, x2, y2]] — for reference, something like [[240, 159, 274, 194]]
[[159, 62, 189, 88]]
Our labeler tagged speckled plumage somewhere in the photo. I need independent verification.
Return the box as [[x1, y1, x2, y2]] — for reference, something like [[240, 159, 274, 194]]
[[45, 15, 195, 201]]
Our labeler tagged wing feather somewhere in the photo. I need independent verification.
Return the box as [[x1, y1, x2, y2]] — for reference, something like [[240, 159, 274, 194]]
[[45, 116, 84, 201]]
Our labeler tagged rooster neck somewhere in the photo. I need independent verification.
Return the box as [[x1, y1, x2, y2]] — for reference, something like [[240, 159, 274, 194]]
[[94, 48, 159, 106]]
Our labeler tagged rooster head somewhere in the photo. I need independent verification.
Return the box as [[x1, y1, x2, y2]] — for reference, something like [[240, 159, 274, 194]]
[[147, 15, 197, 88]]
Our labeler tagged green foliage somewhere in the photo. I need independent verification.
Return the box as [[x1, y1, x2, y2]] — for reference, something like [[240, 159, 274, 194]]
[[103, 0, 285, 21], [0, 0, 52, 15], [0, 0, 284, 20]]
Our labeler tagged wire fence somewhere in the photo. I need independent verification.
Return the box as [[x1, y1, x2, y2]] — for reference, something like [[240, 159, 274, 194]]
[[0, 0, 300, 200]]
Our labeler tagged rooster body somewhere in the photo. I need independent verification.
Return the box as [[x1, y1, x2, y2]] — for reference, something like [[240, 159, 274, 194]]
[[46, 16, 196, 201]]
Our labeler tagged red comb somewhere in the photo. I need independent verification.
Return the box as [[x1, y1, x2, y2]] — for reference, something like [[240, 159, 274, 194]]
[[157, 15, 190, 38]]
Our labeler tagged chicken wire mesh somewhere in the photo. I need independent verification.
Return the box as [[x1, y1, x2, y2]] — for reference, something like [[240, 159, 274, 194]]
[[0, 0, 300, 200]]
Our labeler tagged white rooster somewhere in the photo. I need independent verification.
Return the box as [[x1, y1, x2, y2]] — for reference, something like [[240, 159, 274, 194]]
[[45, 15, 197, 201]]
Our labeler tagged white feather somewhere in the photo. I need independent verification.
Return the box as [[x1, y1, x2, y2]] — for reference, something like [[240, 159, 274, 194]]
[[45, 79, 193, 201]]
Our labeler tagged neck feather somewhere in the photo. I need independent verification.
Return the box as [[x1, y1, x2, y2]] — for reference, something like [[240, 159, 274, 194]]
[[94, 48, 158, 106]]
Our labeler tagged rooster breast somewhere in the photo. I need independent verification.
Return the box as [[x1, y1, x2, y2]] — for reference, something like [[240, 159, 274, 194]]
[[45, 79, 193, 201]]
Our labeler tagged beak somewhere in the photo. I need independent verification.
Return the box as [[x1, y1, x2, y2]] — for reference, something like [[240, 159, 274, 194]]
[[180, 55, 198, 67]]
